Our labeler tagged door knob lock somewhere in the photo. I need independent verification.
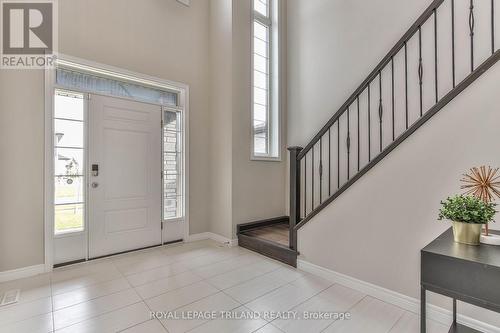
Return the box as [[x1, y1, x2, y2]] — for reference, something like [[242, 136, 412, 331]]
[[91, 182, 99, 188], [92, 164, 99, 177]]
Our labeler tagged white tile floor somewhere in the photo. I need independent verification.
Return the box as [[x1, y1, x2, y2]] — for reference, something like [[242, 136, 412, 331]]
[[0, 240, 449, 333]]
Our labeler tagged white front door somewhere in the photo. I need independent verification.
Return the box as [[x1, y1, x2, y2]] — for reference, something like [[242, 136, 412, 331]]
[[88, 94, 162, 258]]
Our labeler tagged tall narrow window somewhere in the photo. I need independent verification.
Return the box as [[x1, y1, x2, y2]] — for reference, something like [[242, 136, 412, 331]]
[[54, 90, 85, 235], [163, 109, 184, 220], [252, 0, 279, 159]]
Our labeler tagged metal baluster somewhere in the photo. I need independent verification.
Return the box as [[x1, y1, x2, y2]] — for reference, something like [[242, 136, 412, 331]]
[[328, 128, 331, 196], [378, 71, 383, 152], [357, 96, 360, 172], [288, 146, 302, 250], [469, 0, 475, 72], [347, 107, 351, 180], [391, 57, 395, 141], [304, 155, 307, 217], [368, 84, 371, 162], [492, 0, 495, 54], [434, 9, 438, 103], [418, 26, 423, 117], [319, 137, 323, 204], [337, 120, 340, 189], [404, 42, 409, 129], [452, 0, 456, 88], [311, 146, 314, 210]]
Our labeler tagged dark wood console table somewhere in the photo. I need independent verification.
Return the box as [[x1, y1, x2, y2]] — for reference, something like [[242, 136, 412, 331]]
[[421, 228, 500, 333]]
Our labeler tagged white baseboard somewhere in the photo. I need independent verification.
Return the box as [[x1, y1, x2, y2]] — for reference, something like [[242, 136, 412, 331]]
[[0, 264, 46, 283], [185, 232, 238, 247], [297, 259, 500, 333]]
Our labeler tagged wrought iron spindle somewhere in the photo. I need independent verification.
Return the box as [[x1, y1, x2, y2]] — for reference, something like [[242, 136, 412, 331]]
[[391, 57, 395, 141], [319, 137, 323, 204], [492, 0, 495, 54], [368, 84, 371, 162], [434, 9, 438, 103], [404, 42, 409, 129], [378, 71, 383, 152], [304, 154, 307, 217], [337, 120, 340, 189], [328, 128, 331, 196], [469, 0, 475, 72], [311, 146, 314, 210], [347, 107, 351, 180], [357, 96, 360, 172], [451, 0, 456, 87], [418, 26, 424, 117]]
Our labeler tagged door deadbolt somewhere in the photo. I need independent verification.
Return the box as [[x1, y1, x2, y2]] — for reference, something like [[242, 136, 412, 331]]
[[92, 164, 99, 177]]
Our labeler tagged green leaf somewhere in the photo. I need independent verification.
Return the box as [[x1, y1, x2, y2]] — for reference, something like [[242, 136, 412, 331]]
[[438, 195, 497, 224]]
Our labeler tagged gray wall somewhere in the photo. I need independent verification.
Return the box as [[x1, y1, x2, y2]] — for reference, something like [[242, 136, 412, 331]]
[[287, 0, 500, 327], [231, 0, 287, 236], [208, 0, 234, 239]]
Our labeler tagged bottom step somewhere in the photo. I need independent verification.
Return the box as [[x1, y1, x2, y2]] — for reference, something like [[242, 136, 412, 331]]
[[237, 217, 297, 267]]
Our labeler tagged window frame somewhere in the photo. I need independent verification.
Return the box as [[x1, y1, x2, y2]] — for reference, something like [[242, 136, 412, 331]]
[[53, 89, 88, 238], [251, 0, 281, 161], [162, 106, 186, 222]]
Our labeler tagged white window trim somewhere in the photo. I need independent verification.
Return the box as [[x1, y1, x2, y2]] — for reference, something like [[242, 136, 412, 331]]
[[44, 54, 190, 272], [251, 0, 281, 161]]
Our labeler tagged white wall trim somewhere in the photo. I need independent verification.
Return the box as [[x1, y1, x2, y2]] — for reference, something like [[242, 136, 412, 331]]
[[185, 232, 238, 247], [0, 265, 46, 283], [297, 259, 500, 333]]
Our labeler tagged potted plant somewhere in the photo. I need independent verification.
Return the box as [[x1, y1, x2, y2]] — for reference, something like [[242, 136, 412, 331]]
[[438, 195, 496, 245]]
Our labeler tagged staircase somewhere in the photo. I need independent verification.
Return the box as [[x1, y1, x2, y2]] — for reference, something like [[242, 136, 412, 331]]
[[238, 0, 500, 266]]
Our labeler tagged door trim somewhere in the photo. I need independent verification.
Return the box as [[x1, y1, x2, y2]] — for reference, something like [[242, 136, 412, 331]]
[[44, 54, 190, 272]]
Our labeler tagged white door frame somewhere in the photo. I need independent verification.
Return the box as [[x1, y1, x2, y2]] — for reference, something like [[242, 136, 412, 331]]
[[44, 54, 190, 272]]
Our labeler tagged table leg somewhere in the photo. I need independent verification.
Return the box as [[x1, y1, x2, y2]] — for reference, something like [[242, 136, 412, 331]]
[[421, 286, 426, 333]]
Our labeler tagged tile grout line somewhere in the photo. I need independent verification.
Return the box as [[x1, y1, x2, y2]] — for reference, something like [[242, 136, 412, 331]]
[[181, 302, 243, 333], [217, 269, 307, 305], [0, 295, 54, 330], [386, 310, 407, 333], [318, 295, 369, 333], [202, 265, 281, 297], [53, 284, 135, 312], [136, 276, 207, 302], [115, 317, 165, 333], [118, 246, 248, 278], [50, 277, 55, 333], [53, 298, 146, 332], [241, 277, 336, 325]]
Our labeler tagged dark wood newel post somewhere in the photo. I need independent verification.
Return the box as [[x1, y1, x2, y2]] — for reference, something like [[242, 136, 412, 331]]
[[288, 146, 303, 251]]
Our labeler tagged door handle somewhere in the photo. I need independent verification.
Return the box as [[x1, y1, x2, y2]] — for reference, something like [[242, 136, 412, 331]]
[[91, 182, 99, 188]]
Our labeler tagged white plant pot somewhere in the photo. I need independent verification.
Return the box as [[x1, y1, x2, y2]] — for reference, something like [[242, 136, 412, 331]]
[[480, 233, 500, 246]]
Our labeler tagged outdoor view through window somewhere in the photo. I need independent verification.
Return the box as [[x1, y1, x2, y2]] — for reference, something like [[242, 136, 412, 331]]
[[54, 91, 85, 234]]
